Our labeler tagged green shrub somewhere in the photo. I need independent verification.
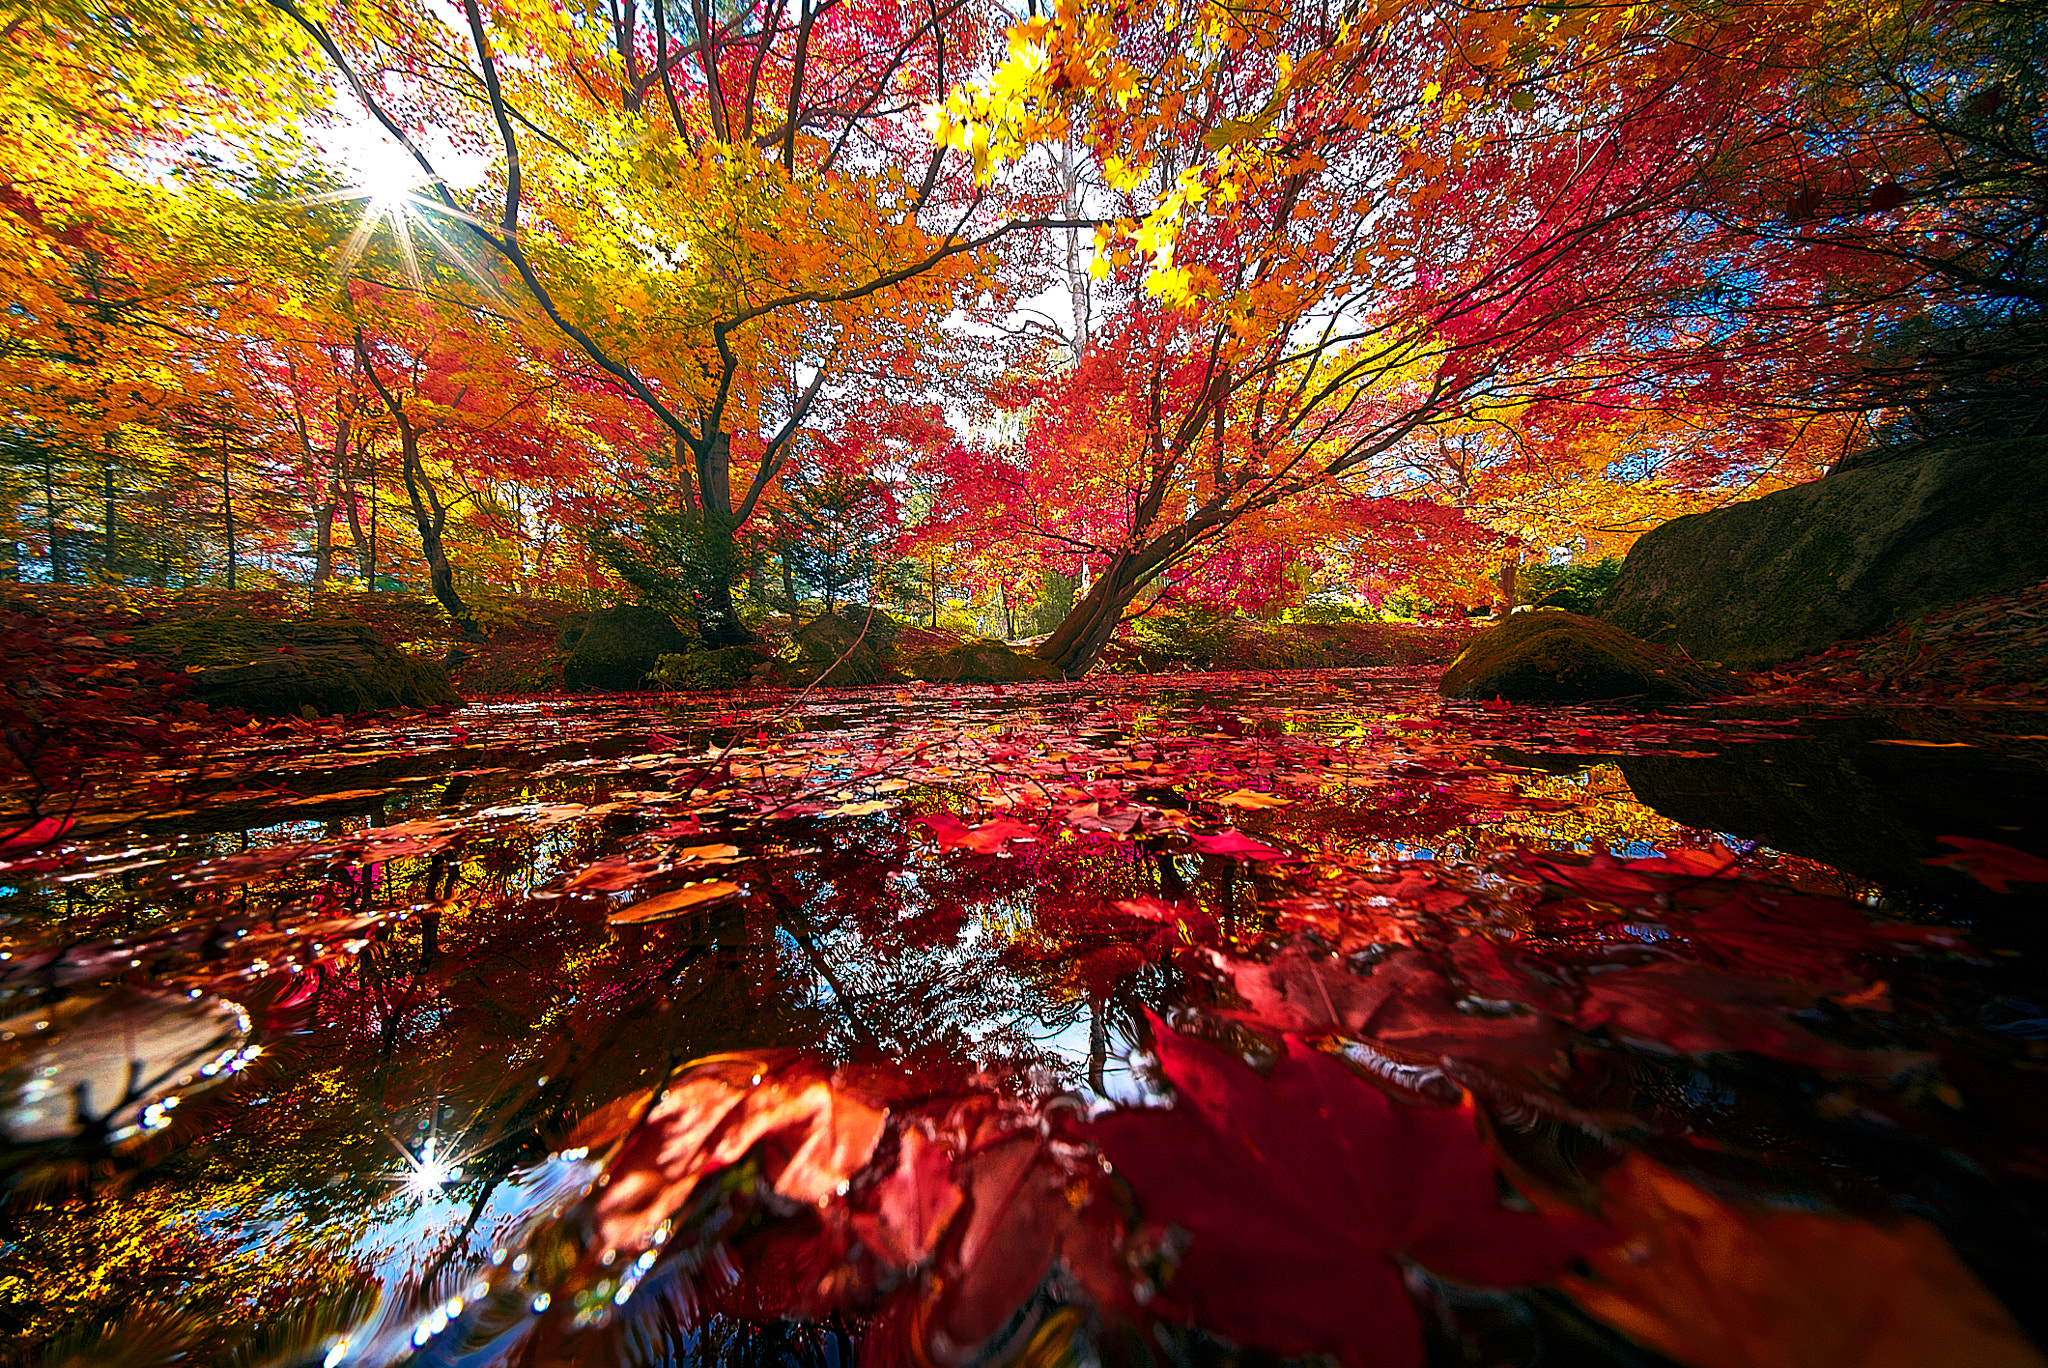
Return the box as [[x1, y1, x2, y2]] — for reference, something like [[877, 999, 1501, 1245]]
[[1132, 608, 1237, 665], [1518, 556, 1624, 614], [1283, 601, 1386, 625], [650, 645, 767, 690]]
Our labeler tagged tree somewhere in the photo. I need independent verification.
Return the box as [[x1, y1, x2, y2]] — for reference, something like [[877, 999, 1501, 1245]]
[[916, 0, 1976, 673], [267, 0, 1087, 642]]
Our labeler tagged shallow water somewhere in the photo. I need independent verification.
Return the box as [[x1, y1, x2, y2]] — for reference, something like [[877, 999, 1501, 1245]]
[[4, 669, 2046, 1366]]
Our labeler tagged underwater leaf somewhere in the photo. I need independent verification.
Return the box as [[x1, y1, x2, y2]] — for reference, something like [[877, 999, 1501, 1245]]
[[1088, 1021, 1609, 1367], [1565, 1155, 2048, 1368]]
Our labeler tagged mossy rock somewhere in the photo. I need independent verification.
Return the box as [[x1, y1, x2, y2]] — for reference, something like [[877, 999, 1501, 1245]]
[[555, 611, 593, 651], [1600, 435, 2048, 667], [1440, 611, 1744, 703], [132, 614, 459, 716], [905, 638, 1057, 684], [787, 608, 900, 687], [561, 606, 694, 691]]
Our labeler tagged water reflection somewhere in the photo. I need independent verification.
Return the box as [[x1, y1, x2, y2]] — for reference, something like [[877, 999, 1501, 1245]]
[[2, 673, 2044, 1364]]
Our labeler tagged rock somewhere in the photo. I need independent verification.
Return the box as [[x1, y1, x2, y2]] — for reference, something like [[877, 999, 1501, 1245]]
[[787, 608, 900, 687], [1600, 436, 2048, 668], [561, 605, 693, 691], [555, 611, 592, 651], [906, 638, 1057, 684], [1439, 610, 1743, 703], [133, 615, 459, 716]]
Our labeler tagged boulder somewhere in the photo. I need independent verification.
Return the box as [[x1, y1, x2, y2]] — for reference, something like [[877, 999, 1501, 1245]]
[[561, 605, 693, 690], [133, 615, 459, 716], [1439, 611, 1743, 703], [1600, 436, 2048, 668], [555, 611, 592, 650], [787, 608, 900, 687], [906, 638, 1057, 684]]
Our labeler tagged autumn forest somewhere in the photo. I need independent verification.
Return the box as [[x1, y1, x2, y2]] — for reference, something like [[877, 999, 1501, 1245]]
[[4, 0, 2047, 1363]]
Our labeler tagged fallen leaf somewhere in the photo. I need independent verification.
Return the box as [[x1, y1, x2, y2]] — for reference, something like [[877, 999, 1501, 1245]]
[[1088, 1020, 1609, 1368], [850, 1123, 965, 1270], [1187, 829, 1293, 861], [1565, 1155, 2046, 1368], [1923, 836, 2048, 894], [1214, 788, 1291, 809], [608, 879, 743, 924]]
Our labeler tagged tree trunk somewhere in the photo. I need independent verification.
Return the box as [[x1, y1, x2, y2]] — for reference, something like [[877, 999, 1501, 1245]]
[[392, 408, 480, 639], [358, 335, 480, 637], [1033, 552, 1148, 678], [342, 433, 373, 583], [1495, 554, 1520, 620], [689, 432, 751, 645], [221, 425, 237, 592], [42, 446, 62, 584], [693, 512, 750, 645], [102, 455, 116, 581]]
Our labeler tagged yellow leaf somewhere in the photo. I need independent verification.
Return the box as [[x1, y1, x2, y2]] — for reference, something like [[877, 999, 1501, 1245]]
[[1215, 789, 1291, 809]]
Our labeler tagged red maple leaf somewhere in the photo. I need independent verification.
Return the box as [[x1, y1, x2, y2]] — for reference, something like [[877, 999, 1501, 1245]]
[[1923, 835, 2048, 894], [1088, 1020, 1610, 1367], [1187, 828, 1294, 861]]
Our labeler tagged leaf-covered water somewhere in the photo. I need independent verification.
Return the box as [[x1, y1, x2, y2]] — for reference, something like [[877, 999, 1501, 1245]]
[[4, 670, 2046, 1367]]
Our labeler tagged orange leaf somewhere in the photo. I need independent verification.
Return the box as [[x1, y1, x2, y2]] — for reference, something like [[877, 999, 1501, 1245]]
[[607, 879, 743, 923], [1565, 1155, 2046, 1368], [1214, 788, 1291, 809]]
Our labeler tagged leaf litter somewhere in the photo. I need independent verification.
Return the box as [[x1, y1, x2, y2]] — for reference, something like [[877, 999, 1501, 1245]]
[[1, 668, 2044, 1365]]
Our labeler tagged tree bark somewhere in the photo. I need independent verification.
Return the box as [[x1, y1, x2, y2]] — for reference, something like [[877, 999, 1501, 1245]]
[[101, 454, 116, 581], [221, 423, 237, 592], [358, 335, 481, 638], [1033, 552, 1148, 678]]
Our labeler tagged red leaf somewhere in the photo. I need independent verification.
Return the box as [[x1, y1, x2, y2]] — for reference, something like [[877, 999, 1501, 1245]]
[[1089, 1021, 1610, 1367], [0, 817, 74, 850], [590, 1053, 889, 1252], [1187, 829, 1293, 861], [917, 813, 1037, 853], [849, 1123, 964, 1269], [1575, 961, 1922, 1072], [1923, 835, 2048, 894]]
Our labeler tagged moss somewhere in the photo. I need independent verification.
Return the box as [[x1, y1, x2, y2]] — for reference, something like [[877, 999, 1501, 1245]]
[[131, 614, 459, 716], [1440, 611, 1744, 703], [903, 639, 1057, 684], [561, 606, 694, 690], [651, 645, 773, 689], [787, 609, 900, 686]]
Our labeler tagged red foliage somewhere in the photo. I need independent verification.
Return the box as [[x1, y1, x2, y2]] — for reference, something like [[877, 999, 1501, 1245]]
[[1088, 1020, 1612, 1367]]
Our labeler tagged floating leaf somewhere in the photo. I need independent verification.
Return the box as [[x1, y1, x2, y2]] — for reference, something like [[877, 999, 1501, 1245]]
[[607, 879, 743, 923]]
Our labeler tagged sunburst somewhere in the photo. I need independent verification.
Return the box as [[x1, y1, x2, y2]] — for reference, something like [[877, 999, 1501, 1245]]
[[289, 149, 507, 305]]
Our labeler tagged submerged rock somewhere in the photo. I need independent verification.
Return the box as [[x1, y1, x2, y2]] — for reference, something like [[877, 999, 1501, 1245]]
[[1440, 611, 1742, 703], [134, 614, 459, 716], [1600, 435, 2048, 668], [561, 606, 693, 691]]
